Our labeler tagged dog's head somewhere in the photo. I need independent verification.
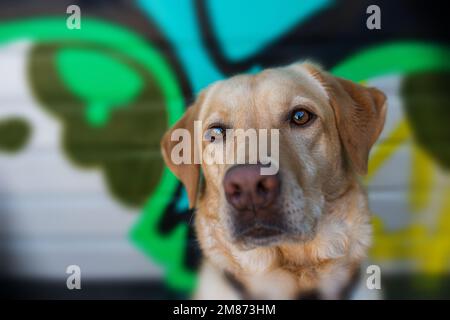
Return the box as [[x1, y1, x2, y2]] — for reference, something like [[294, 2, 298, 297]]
[[161, 63, 386, 250]]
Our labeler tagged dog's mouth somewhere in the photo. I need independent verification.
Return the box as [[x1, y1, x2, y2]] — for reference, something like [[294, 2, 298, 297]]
[[241, 226, 283, 239], [234, 223, 287, 247]]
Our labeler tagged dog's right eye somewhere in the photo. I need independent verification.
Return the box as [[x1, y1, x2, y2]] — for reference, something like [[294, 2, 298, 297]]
[[205, 126, 225, 142]]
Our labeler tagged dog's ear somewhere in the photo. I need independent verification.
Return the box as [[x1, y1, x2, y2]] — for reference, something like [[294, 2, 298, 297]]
[[161, 94, 204, 208], [306, 64, 387, 175]]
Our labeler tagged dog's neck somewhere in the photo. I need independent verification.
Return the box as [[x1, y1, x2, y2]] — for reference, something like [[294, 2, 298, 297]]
[[195, 180, 371, 299]]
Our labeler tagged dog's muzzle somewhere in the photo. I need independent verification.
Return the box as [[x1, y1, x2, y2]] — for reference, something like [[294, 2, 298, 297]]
[[223, 164, 285, 244]]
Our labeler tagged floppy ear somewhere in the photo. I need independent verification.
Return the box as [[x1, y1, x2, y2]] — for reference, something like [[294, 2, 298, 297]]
[[306, 65, 387, 175], [160, 96, 203, 208]]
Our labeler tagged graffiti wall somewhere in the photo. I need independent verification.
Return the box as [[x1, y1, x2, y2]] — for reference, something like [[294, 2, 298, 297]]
[[0, 0, 449, 298]]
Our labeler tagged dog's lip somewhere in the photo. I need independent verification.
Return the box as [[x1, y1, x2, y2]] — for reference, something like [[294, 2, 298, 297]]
[[238, 225, 284, 239]]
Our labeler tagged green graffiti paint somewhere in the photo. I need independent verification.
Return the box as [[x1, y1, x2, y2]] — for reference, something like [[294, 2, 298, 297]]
[[331, 42, 450, 81], [0, 18, 184, 122], [0, 18, 189, 290], [401, 71, 450, 169], [0, 117, 31, 153], [132, 169, 196, 291], [30, 42, 166, 207], [331, 41, 450, 174], [57, 48, 144, 127]]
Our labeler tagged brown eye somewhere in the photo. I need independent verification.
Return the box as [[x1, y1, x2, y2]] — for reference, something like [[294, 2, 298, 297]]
[[291, 109, 314, 126]]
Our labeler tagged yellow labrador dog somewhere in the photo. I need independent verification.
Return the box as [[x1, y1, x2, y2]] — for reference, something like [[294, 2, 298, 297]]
[[161, 62, 386, 299]]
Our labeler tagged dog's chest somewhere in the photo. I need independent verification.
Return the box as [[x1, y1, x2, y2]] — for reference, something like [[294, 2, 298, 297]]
[[226, 261, 359, 299]]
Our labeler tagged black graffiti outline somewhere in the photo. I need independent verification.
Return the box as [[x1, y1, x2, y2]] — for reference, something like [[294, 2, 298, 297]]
[[194, 0, 449, 75]]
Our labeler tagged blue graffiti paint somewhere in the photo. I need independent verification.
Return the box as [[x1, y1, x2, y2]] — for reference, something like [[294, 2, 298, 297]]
[[176, 189, 190, 213], [137, 0, 332, 92], [206, 0, 333, 61], [137, 0, 223, 92]]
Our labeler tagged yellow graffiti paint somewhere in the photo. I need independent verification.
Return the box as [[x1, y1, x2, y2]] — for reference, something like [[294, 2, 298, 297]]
[[368, 117, 450, 278], [410, 145, 435, 212], [366, 120, 411, 182]]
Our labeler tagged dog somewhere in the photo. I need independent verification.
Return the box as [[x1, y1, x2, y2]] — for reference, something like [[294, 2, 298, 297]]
[[161, 62, 387, 299]]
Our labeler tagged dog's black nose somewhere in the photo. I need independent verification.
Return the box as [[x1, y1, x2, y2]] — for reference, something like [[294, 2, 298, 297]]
[[223, 164, 280, 211]]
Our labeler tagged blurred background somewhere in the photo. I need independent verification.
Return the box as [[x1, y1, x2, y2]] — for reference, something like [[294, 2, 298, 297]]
[[0, 0, 449, 299]]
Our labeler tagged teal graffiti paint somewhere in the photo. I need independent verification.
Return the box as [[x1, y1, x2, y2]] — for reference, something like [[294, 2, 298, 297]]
[[138, 0, 223, 92], [206, 0, 333, 60]]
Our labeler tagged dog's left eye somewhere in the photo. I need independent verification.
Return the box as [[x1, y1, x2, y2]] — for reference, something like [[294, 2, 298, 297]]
[[291, 108, 315, 126], [205, 126, 225, 142]]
